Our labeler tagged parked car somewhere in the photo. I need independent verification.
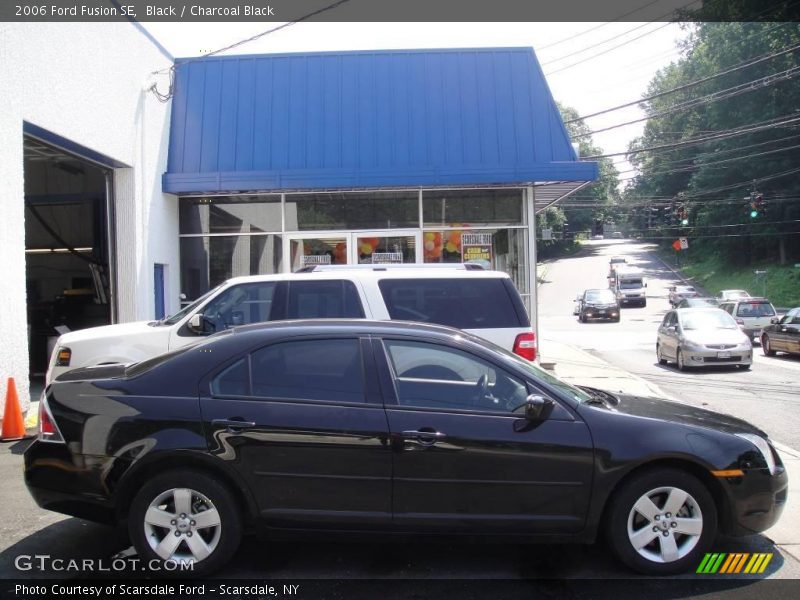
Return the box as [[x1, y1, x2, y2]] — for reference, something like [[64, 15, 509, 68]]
[[657, 308, 753, 371], [668, 285, 699, 307], [611, 231, 623, 239], [27, 320, 786, 576], [761, 307, 800, 357], [718, 297, 778, 343], [575, 288, 621, 322], [718, 289, 751, 301], [47, 265, 536, 383], [675, 297, 719, 308]]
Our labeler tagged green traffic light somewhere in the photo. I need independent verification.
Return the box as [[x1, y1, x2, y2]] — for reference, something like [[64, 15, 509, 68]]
[[750, 210, 759, 218], [681, 219, 689, 225]]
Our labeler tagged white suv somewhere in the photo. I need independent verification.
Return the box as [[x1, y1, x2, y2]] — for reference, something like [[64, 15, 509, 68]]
[[718, 297, 777, 343], [47, 265, 536, 382]]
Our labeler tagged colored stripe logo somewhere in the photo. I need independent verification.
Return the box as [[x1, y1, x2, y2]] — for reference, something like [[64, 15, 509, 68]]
[[696, 553, 773, 574]]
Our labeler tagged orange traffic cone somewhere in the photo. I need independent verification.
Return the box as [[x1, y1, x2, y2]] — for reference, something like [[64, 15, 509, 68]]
[[1, 378, 27, 441]]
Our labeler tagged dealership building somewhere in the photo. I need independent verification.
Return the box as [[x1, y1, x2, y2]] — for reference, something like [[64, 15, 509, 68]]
[[0, 22, 597, 413]]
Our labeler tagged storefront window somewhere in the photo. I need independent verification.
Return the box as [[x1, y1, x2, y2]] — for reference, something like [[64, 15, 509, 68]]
[[286, 191, 418, 231], [423, 228, 527, 294], [422, 189, 524, 227], [180, 235, 283, 301], [179, 196, 282, 234], [289, 237, 348, 271]]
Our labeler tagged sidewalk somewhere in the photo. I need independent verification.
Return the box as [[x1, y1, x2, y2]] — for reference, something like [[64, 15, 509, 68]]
[[539, 336, 800, 571]]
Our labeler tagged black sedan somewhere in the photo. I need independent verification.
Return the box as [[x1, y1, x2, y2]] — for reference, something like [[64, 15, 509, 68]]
[[761, 306, 800, 357], [575, 288, 621, 322], [26, 321, 787, 576]]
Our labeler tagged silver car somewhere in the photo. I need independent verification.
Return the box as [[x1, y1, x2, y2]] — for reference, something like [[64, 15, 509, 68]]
[[657, 308, 753, 371]]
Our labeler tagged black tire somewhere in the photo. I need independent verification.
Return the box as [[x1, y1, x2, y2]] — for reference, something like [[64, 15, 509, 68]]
[[676, 349, 687, 371], [613, 316, 621, 323], [762, 335, 776, 357], [128, 469, 242, 576], [656, 345, 667, 365], [579, 313, 586, 323], [607, 468, 717, 575]]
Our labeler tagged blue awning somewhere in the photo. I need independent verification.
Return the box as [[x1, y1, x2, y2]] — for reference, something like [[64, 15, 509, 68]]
[[163, 48, 597, 194]]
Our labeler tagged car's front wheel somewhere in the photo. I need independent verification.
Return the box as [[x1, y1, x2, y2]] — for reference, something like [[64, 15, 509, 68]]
[[607, 468, 717, 575], [656, 344, 668, 365], [762, 335, 776, 356], [676, 349, 688, 371], [128, 470, 242, 576]]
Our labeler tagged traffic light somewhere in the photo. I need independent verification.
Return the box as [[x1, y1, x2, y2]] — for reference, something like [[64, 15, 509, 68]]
[[748, 193, 766, 218]]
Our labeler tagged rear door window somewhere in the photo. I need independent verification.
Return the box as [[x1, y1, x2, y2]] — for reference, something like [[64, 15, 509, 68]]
[[250, 339, 365, 403], [378, 278, 527, 329], [287, 280, 365, 318]]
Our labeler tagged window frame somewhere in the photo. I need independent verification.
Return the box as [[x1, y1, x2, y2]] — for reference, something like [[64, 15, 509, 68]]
[[373, 336, 547, 418], [206, 335, 379, 407]]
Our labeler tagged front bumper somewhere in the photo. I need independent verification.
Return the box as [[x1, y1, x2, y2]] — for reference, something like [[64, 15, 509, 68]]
[[681, 348, 752, 367], [582, 307, 619, 320], [722, 466, 788, 536]]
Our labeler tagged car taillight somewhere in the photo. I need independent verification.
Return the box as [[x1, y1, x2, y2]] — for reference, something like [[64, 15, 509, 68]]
[[513, 332, 537, 361], [735, 318, 745, 326], [38, 397, 64, 443]]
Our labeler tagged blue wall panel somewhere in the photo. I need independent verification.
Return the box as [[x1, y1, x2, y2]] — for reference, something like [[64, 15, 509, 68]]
[[164, 48, 597, 193]]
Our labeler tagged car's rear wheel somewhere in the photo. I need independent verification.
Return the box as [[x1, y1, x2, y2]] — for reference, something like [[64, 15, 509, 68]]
[[128, 470, 242, 576], [676, 349, 687, 371], [762, 335, 776, 356], [656, 344, 668, 365], [607, 468, 717, 575]]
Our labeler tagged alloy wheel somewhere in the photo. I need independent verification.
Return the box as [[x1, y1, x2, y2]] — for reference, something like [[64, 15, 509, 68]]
[[626, 486, 703, 564], [677, 349, 686, 371], [143, 487, 222, 563]]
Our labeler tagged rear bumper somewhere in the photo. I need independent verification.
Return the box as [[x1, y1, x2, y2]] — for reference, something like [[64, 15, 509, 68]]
[[24, 440, 116, 525], [722, 467, 788, 537]]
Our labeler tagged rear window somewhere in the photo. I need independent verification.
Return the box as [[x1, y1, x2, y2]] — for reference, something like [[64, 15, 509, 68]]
[[736, 302, 775, 317], [378, 278, 528, 329]]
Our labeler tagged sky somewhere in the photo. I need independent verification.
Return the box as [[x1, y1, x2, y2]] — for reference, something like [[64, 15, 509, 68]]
[[142, 21, 690, 182]]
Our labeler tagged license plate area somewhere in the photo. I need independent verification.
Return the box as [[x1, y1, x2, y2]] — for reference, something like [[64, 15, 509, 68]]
[[717, 351, 731, 359]]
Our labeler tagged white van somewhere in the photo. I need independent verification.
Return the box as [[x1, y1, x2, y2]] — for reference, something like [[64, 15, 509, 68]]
[[612, 266, 647, 307], [47, 265, 536, 382]]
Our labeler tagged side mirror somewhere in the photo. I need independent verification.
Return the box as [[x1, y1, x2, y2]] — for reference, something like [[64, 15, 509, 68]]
[[524, 394, 554, 421], [179, 293, 187, 301], [188, 313, 204, 333], [770, 317, 779, 324]]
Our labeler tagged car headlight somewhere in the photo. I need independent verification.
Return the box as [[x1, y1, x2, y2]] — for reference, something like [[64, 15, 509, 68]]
[[736, 433, 777, 475], [681, 339, 705, 351]]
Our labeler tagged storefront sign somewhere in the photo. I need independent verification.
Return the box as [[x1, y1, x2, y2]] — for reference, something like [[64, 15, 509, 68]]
[[301, 254, 331, 266], [371, 252, 404, 264], [461, 233, 493, 265]]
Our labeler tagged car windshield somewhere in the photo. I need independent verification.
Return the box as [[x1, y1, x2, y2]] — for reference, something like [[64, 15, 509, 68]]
[[736, 302, 776, 317], [681, 311, 738, 330], [160, 284, 225, 326], [619, 280, 642, 289], [585, 290, 616, 302]]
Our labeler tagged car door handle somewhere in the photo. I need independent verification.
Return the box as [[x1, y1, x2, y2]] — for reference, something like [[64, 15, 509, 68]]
[[212, 418, 256, 431], [401, 430, 447, 442]]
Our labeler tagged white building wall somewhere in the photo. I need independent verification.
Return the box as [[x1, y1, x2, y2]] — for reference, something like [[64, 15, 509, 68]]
[[0, 22, 176, 413]]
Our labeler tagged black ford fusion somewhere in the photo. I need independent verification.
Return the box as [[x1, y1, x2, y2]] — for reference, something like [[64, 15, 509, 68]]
[[26, 321, 787, 576]]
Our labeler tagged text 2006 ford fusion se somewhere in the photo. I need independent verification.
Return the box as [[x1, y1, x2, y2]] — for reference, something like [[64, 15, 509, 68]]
[[25, 321, 786, 576]]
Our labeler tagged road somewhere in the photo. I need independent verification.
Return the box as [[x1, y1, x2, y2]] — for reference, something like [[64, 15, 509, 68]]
[[538, 239, 800, 451]]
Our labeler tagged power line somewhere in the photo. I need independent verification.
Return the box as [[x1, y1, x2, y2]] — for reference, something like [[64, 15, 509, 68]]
[[545, 21, 677, 76], [582, 113, 800, 159], [566, 27, 800, 124], [536, 0, 663, 51], [577, 64, 800, 138], [148, 0, 352, 100]]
